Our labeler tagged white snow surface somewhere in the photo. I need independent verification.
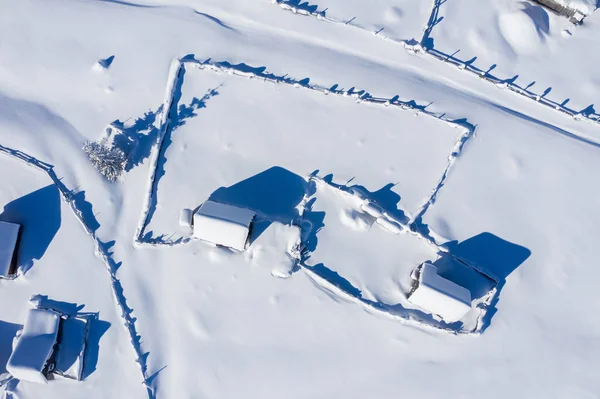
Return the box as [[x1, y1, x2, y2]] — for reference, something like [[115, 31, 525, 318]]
[[0, 0, 600, 398]]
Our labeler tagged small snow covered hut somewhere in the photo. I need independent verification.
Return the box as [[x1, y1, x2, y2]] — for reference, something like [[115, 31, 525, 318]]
[[7, 308, 61, 384], [0, 220, 20, 278], [193, 200, 256, 251], [407, 263, 471, 323]]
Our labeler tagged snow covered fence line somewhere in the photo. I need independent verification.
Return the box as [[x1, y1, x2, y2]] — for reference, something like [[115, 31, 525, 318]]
[[426, 48, 600, 127], [418, 0, 599, 126], [409, 124, 475, 230], [0, 144, 154, 398], [184, 58, 474, 131], [300, 264, 470, 335], [272, 0, 327, 19], [132, 56, 474, 245], [271, 0, 413, 46], [305, 175, 442, 254], [299, 174, 498, 334], [270, 0, 600, 127], [135, 58, 185, 246]]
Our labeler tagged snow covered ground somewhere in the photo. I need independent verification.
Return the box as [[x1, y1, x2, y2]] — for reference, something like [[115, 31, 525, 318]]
[[1, 0, 599, 398], [429, 0, 600, 113]]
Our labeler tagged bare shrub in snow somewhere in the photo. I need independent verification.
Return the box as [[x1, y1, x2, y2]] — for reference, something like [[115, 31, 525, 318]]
[[82, 140, 127, 182]]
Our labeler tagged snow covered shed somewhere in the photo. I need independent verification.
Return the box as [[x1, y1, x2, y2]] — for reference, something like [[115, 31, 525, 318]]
[[407, 263, 472, 323], [0, 220, 20, 278], [7, 308, 61, 384], [193, 200, 256, 251]]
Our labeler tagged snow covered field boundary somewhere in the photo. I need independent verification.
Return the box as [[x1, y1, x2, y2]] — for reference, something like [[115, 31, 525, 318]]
[[410, 125, 475, 228], [271, 0, 600, 128], [419, 0, 600, 127], [272, 0, 407, 43], [135, 59, 185, 247], [299, 176, 497, 334], [0, 144, 155, 398], [183, 58, 472, 127], [133, 56, 475, 246]]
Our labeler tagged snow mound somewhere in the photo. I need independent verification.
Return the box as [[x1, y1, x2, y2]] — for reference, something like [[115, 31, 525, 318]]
[[92, 55, 115, 71], [498, 5, 548, 55], [339, 208, 372, 231]]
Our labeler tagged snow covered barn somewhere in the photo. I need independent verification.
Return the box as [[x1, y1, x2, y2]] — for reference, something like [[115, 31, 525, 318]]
[[407, 263, 472, 323], [7, 308, 61, 384], [6, 306, 91, 384], [0, 220, 20, 278], [193, 200, 256, 251]]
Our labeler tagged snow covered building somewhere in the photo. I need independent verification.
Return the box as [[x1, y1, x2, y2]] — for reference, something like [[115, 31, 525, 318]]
[[7, 308, 61, 384], [193, 200, 256, 251], [407, 263, 472, 323], [0, 220, 20, 278], [6, 306, 91, 384]]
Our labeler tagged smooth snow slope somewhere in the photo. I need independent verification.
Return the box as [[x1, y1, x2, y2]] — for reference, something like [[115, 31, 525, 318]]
[[0, 0, 599, 398]]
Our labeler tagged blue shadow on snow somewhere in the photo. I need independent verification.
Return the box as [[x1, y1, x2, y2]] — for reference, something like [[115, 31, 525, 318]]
[[208, 166, 307, 244], [0, 185, 61, 274]]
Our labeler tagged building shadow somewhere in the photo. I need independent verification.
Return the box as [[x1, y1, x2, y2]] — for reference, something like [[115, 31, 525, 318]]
[[279, 0, 323, 15], [443, 232, 531, 282], [0, 185, 61, 274], [81, 316, 110, 380], [0, 321, 22, 374], [441, 232, 531, 330], [72, 191, 100, 233], [208, 166, 307, 244]]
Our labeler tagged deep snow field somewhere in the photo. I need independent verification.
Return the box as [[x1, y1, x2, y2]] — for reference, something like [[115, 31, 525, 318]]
[[1, 0, 600, 398]]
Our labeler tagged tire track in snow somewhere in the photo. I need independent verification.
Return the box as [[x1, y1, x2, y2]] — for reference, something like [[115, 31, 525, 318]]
[[0, 144, 156, 399]]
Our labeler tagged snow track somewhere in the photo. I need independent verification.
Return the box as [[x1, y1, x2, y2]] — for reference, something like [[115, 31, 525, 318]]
[[0, 144, 155, 399]]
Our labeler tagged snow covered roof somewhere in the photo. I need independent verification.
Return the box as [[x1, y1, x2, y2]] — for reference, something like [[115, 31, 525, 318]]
[[408, 263, 471, 323], [0, 220, 20, 278], [7, 308, 61, 384], [54, 316, 88, 381], [193, 201, 255, 251]]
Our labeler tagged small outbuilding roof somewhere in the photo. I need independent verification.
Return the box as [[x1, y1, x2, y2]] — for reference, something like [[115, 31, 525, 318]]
[[0, 220, 20, 278], [407, 263, 471, 323], [193, 201, 255, 251], [7, 308, 61, 384]]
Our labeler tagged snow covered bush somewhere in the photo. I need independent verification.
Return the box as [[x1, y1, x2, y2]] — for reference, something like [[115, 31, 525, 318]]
[[82, 140, 127, 182]]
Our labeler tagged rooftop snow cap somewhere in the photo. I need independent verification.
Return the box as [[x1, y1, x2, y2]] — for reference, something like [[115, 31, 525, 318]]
[[193, 200, 255, 251], [7, 308, 61, 384], [407, 263, 472, 323], [0, 220, 20, 278]]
